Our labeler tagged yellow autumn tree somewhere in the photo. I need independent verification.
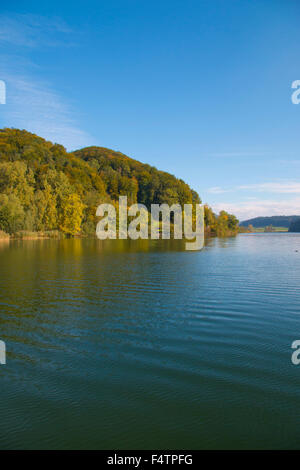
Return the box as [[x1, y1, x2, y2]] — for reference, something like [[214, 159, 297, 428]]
[[59, 194, 85, 236]]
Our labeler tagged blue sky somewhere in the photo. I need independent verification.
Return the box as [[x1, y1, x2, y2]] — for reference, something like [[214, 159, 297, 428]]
[[0, 0, 300, 220]]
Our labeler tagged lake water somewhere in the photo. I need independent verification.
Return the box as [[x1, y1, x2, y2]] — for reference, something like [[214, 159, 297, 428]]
[[0, 234, 300, 449]]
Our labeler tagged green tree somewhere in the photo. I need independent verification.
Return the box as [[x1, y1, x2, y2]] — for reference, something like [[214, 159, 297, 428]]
[[0, 161, 34, 209], [0, 194, 25, 233], [59, 194, 85, 235]]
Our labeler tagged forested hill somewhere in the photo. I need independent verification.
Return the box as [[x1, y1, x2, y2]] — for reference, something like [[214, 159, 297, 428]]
[[240, 215, 300, 228], [73, 146, 200, 208], [0, 128, 238, 237], [289, 219, 300, 232]]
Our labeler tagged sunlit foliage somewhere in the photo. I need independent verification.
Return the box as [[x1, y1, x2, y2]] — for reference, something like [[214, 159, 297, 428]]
[[0, 128, 238, 236]]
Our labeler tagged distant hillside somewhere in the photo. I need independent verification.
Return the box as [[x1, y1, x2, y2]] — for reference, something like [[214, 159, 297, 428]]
[[289, 219, 300, 232], [240, 216, 300, 228], [0, 128, 238, 237]]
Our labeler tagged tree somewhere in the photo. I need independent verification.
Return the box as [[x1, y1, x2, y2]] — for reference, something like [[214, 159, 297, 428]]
[[59, 194, 85, 235], [227, 214, 239, 231], [204, 205, 217, 231], [34, 186, 58, 231], [0, 128, 240, 238], [0, 161, 34, 209], [0, 194, 25, 233]]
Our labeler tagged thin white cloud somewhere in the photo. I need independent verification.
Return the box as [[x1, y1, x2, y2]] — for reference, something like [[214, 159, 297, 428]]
[[238, 182, 300, 193], [206, 186, 229, 194], [208, 181, 300, 195], [211, 198, 300, 222], [0, 14, 93, 150], [0, 14, 72, 48], [1, 73, 92, 150], [208, 151, 268, 158]]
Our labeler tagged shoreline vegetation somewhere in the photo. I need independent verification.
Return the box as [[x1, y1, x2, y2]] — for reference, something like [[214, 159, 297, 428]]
[[0, 226, 239, 241], [239, 215, 300, 233], [239, 226, 289, 234], [0, 128, 239, 239]]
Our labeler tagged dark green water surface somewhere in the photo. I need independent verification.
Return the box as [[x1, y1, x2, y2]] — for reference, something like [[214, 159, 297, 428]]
[[0, 234, 300, 449]]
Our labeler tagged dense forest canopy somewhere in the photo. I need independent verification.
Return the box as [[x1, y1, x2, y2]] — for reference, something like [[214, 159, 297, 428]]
[[289, 219, 300, 232], [0, 128, 238, 237]]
